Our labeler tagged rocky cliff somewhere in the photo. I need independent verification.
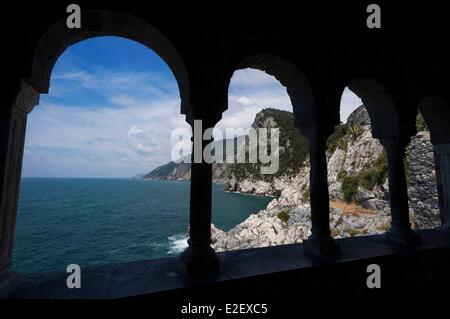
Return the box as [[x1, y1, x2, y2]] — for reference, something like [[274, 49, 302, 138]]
[[146, 106, 440, 251], [224, 106, 386, 200], [209, 107, 441, 251], [145, 108, 309, 187], [211, 203, 390, 251]]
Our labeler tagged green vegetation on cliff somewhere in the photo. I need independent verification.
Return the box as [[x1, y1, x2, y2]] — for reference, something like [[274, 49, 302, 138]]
[[326, 124, 348, 153], [277, 211, 290, 223], [228, 108, 310, 181], [358, 151, 388, 191], [341, 175, 359, 202], [145, 107, 372, 183], [340, 151, 388, 202], [262, 109, 310, 176]]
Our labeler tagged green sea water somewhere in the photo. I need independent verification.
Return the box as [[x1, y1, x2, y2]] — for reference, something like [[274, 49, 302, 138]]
[[13, 178, 272, 274]]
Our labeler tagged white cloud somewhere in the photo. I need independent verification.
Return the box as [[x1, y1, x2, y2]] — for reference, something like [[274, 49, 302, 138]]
[[217, 68, 292, 137], [110, 95, 137, 107], [340, 87, 362, 123], [52, 71, 99, 89], [23, 67, 185, 177], [127, 126, 143, 137], [23, 63, 366, 178], [50, 68, 177, 104], [230, 68, 281, 88], [23, 67, 293, 177], [237, 96, 253, 106]]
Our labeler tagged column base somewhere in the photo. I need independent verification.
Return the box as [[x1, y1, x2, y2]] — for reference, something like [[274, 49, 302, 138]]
[[0, 270, 21, 298], [385, 227, 420, 245], [303, 233, 341, 258], [180, 245, 220, 276]]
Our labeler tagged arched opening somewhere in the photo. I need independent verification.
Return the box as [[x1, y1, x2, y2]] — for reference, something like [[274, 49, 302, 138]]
[[0, 11, 195, 277], [13, 36, 192, 274], [340, 77, 437, 240], [29, 10, 190, 113], [2, 11, 195, 276], [327, 87, 391, 238], [210, 54, 317, 252]]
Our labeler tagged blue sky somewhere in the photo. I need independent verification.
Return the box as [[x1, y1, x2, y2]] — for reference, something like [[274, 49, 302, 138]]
[[22, 36, 361, 178]]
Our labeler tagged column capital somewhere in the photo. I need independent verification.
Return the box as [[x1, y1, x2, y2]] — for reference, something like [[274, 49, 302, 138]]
[[186, 113, 222, 130], [378, 135, 411, 152], [185, 100, 223, 129], [296, 122, 336, 148], [13, 80, 40, 115]]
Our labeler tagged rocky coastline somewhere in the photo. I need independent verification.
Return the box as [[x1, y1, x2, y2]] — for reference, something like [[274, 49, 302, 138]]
[[147, 107, 440, 251]]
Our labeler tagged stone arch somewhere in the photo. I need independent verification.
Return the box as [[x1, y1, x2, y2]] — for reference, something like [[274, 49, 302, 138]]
[[0, 12, 192, 282], [347, 77, 402, 139], [27, 10, 190, 114], [345, 76, 421, 243], [419, 96, 450, 145], [228, 53, 317, 128]]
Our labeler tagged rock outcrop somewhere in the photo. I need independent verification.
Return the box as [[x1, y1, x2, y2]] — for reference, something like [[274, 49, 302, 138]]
[[346, 104, 371, 126], [211, 203, 390, 251], [151, 106, 441, 251], [209, 109, 440, 251], [326, 126, 386, 205], [145, 108, 309, 192], [226, 110, 392, 212]]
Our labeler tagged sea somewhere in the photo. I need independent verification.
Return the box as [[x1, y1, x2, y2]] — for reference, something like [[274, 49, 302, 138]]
[[12, 178, 273, 274]]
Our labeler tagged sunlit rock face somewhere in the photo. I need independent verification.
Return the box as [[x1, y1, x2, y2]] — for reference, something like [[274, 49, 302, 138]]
[[211, 204, 390, 252], [210, 108, 440, 251], [157, 106, 440, 251]]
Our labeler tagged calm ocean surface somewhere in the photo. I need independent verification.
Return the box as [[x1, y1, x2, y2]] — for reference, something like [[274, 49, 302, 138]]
[[13, 178, 272, 274]]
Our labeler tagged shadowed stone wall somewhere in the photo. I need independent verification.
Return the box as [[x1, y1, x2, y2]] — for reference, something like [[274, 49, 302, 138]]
[[408, 131, 440, 229]]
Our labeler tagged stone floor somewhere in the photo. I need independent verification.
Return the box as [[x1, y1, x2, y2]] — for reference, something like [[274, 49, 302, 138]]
[[8, 229, 450, 300]]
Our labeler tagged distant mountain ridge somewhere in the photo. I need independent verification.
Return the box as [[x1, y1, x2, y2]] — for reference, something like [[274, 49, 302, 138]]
[[143, 108, 307, 183], [143, 107, 364, 188], [144, 161, 191, 180], [144, 136, 245, 182]]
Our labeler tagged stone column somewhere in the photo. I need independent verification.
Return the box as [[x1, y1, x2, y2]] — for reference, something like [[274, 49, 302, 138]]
[[181, 116, 220, 275], [433, 144, 450, 232], [380, 136, 419, 244], [0, 80, 39, 296], [300, 124, 340, 257]]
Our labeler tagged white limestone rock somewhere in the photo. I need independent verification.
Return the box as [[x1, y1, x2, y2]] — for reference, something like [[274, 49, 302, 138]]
[[211, 203, 389, 252]]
